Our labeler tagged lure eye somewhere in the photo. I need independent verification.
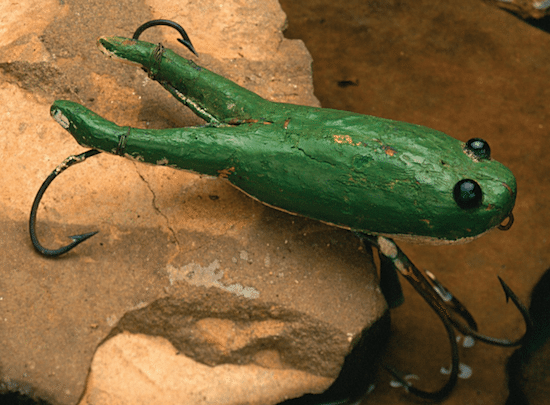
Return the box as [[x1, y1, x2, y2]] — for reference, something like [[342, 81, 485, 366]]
[[465, 138, 491, 160], [453, 179, 482, 209]]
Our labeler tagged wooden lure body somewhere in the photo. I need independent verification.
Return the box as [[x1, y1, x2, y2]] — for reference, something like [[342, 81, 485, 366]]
[[51, 36, 516, 244]]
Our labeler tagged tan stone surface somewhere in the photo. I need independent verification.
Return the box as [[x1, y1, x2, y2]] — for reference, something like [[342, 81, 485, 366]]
[[78, 332, 333, 405], [0, 0, 386, 404]]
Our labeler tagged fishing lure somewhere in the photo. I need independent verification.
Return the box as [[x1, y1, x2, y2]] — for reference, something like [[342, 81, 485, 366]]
[[29, 20, 530, 402]]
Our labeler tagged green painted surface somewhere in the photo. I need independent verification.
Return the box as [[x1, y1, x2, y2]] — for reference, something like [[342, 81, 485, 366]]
[[50, 37, 516, 243]]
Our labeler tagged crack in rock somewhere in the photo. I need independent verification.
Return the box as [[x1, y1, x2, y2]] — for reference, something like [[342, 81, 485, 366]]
[[134, 164, 181, 250]]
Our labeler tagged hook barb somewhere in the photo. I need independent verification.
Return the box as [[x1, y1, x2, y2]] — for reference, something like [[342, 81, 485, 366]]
[[29, 149, 101, 257], [132, 19, 199, 57], [498, 276, 514, 303]]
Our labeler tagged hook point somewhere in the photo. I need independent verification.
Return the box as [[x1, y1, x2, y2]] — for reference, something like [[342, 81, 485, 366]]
[[497, 276, 513, 303], [177, 38, 199, 57], [70, 231, 99, 243]]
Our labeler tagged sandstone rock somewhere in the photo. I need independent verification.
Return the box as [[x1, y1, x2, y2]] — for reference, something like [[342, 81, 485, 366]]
[[485, 0, 550, 19], [78, 332, 334, 405], [0, 0, 386, 404]]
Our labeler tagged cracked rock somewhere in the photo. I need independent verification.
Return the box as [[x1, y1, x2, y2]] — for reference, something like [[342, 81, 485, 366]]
[[0, 0, 387, 404]]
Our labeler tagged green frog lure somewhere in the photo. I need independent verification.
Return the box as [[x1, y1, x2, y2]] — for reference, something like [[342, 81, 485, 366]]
[[29, 20, 531, 402]]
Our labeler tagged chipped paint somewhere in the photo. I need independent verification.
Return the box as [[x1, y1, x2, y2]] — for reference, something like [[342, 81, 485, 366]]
[[382, 145, 397, 156], [171, 87, 219, 124], [97, 38, 143, 68], [283, 118, 291, 129], [378, 236, 398, 259], [217, 167, 235, 179], [333, 134, 360, 146], [52, 109, 70, 129]]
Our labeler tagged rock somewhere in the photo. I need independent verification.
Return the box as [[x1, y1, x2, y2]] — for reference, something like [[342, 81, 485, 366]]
[[0, 0, 387, 404], [485, 0, 550, 19], [78, 332, 334, 405]]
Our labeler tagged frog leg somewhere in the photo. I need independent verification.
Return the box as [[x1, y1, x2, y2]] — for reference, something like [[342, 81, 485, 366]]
[[97, 34, 273, 125], [31, 99, 273, 256]]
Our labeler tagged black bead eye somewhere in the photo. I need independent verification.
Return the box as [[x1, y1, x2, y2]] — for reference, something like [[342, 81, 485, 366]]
[[453, 179, 483, 209], [465, 138, 491, 160]]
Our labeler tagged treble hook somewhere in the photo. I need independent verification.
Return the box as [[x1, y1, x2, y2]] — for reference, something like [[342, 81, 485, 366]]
[[29, 149, 101, 256], [358, 234, 532, 400], [432, 273, 532, 346], [132, 19, 199, 57]]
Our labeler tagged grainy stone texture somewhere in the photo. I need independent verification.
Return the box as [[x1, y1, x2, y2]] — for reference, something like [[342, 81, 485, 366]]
[[78, 332, 334, 405], [0, 0, 386, 404]]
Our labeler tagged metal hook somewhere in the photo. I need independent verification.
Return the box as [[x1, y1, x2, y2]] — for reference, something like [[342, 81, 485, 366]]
[[357, 234, 532, 400], [384, 296, 460, 401], [132, 19, 199, 57], [425, 269, 478, 331], [29, 149, 101, 257], [436, 274, 532, 346]]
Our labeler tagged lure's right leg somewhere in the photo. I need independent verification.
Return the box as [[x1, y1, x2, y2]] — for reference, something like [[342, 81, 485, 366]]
[[98, 36, 272, 125]]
